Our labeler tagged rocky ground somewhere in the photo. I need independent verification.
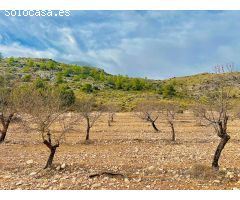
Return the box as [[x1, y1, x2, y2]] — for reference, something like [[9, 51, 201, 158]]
[[1, 112, 240, 190]]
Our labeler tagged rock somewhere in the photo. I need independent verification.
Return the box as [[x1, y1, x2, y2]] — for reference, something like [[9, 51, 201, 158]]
[[135, 178, 142, 182], [92, 183, 101, 188], [134, 147, 139, 153], [103, 177, 109, 181], [124, 178, 130, 184], [29, 172, 37, 176], [213, 180, 220, 183], [56, 166, 61, 171], [61, 163, 66, 169], [148, 166, 155, 171], [226, 171, 235, 178], [16, 181, 23, 186], [26, 160, 34, 165], [229, 175, 234, 179]]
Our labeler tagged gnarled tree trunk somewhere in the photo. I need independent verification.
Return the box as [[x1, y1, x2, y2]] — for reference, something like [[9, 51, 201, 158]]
[[212, 134, 230, 170], [0, 113, 14, 143], [43, 133, 59, 169], [170, 122, 175, 141], [0, 130, 7, 143], [86, 127, 90, 141], [86, 117, 91, 141], [212, 119, 230, 170], [151, 121, 159, 132], [108, 119, 111, 127], [44, 146, 58, 169]]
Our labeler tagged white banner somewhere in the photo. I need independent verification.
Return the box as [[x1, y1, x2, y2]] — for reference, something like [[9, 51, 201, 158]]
[[0, 0, 240, 10]]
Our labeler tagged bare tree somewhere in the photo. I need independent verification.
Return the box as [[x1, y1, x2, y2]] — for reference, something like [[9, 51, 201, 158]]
[[196, 65, 233, 170], [135, 101, 162, 132], [15, 84, 74, 168], [105, 103, 119, 126], [75, 96, 102, 141], [163, 102, 179, 141], [192, 104, 205, 126], [0, 76, 15, 143]]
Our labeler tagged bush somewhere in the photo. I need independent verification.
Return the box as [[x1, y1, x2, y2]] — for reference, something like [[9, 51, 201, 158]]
[[27, 59, 34, 68], [33, 78, 46, 89], [81, 83, 93, 93], [162, 83, 176, 98], [58, 85, 75, 107], [55, 73, 64, 84], [190, 164, 221, 180], [22, 74, 32, 82], [7, 57, 15, 65]]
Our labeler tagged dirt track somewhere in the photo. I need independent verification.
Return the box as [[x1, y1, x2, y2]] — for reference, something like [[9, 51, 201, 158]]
[[1, 112, 240, 190]]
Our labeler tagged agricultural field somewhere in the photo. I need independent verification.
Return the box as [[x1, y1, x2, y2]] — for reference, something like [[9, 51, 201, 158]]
[[1, 112, 240, 190]]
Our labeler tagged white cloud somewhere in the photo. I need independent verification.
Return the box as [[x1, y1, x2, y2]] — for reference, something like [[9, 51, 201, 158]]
[[0, 43, 58, 58], [1, 11, 240, 78]]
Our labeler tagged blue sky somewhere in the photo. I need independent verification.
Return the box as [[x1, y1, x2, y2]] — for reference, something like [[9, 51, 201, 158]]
[[0, 10, 240, 79]]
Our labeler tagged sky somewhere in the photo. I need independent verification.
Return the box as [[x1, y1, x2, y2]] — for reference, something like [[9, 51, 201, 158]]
[[0, 10, 240, 79]]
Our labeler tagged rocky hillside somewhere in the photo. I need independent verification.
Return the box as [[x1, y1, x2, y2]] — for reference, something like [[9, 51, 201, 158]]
[[1, 57, 240, 106], [0, 57, 159, 92]]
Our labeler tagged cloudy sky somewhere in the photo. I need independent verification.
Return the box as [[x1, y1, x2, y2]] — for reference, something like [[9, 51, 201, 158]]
[[0, 10, 239, 79]]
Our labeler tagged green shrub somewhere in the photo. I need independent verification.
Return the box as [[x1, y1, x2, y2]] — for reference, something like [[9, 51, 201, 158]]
[[81, 83, 93, 93], [22, 74, 32, 82]]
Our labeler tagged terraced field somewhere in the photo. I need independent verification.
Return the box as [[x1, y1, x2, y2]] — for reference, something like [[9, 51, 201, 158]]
[[1, 112, 240, 190]]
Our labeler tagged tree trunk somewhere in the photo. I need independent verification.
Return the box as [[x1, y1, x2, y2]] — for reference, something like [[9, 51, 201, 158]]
[[170, 123, 175, 141], [44, 147, 57, 169], [86, 126, 90, 141], [0, 113, 14, 144], [212, 134, 230, 170], [0, 130, 6, 143], [151, 121, 159, 132], [111, 114, 114, 122]]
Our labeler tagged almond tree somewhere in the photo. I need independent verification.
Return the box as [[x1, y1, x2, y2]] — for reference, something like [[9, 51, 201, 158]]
[[0, 76, 15, 143], [105, 103, 119, 126], [15, 84, 74, 168], [163, 102, 180, 141], [196, 66, 233, 170], [135, 101, 162, 132], [75, 96, 102, 141]]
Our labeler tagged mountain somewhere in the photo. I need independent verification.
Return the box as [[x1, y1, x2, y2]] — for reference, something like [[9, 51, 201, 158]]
[[1, 57, 240, 110]]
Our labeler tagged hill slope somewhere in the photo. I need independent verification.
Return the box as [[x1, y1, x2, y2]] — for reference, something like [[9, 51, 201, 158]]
[[1, 57, 240, 110]]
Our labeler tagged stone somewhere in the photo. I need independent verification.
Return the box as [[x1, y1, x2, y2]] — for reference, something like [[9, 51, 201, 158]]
[[61, 163, 66, 169], [26, 160, 34, 165], [92, 183, 101, 188], [213, 180, 220, 183], [103, 177, 109, 181], [148, 166, 155, 171], [56, 166, 61, 171], [29, 172, 37, 176], [136, 178, 142, 182], [124, 178, 130, 184], [16, 181, 23, 186], [226, 171, 235, 178]]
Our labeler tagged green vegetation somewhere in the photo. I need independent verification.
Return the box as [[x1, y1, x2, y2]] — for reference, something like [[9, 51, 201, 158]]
[[22, 74, 32, 82], [1, 56, 240, 111]]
